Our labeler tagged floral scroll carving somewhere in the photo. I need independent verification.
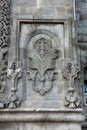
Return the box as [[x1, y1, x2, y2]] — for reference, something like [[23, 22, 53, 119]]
[[28, 38, 58, 95], [0, 0, 10, 108], [63, 61, 80, 109]]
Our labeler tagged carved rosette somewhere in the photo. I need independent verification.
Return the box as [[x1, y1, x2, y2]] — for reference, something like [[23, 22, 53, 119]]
[[28, 38, 58, 95], [0, 0, 10, 108], [7, 60, 22, 108], [63, 61, 80, 108]]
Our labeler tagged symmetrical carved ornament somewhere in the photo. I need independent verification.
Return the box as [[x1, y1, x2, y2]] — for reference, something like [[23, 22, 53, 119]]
[[6, 88, 21, 109], [0, 0, 10, 108], [63, 61, 80, 109], [28, 38, 58, 95], [64, 87, 80, 109], [7, 60, 22, 108], [63, 61, 79, 88]]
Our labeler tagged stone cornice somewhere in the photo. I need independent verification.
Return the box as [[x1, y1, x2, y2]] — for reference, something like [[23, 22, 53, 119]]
[[0, 109, 85, 122]]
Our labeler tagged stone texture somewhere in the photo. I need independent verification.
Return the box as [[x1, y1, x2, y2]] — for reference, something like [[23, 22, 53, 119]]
[[0, 122, 83, 130]]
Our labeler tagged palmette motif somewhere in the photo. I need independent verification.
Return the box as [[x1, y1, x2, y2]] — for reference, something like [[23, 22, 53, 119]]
[[28, 38, 58, 95]]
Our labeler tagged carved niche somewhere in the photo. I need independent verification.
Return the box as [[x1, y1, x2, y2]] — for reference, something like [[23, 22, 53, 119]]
[[0, 0, 10, 108], [27, 38, 58, 95]]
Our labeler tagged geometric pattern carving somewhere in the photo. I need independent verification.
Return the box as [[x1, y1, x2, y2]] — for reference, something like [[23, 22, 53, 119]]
[[0, 0, 10, 108], [28, 38, 58, 95]]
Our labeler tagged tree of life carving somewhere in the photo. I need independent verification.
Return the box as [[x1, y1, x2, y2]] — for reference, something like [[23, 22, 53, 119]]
[[28, 38, 58, 95]]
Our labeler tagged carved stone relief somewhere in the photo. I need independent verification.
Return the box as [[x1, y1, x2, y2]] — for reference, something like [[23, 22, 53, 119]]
[[27, 38, 58, 95], [65, 87, 80, 109], [18, 23, 64, 108], [6, 87, 21, 109], [0, 0, 10, 108], [63, 61, 80, 108], [63, 61, 79, 87], [7, 60, 22, 108]]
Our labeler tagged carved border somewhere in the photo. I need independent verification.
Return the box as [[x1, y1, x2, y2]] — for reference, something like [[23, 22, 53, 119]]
[[0, 0, 10, 108]]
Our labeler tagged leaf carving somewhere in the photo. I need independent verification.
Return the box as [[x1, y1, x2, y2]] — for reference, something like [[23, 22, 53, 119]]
[[28, 48, 58, 76], [27, 38, 58, 95]]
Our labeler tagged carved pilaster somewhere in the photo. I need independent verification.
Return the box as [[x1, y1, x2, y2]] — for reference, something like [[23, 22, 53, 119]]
[[0, 0, 10, 108]]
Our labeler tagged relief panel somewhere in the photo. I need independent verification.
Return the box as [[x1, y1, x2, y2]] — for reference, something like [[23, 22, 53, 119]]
[[27, 38, 58, 96], [19, 23, 64, 108]]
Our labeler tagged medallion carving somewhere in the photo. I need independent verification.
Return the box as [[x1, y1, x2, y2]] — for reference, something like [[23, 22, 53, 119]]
[[28, 38, 58, 95]]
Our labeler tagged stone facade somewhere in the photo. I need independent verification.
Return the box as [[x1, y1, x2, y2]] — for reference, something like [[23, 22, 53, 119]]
[[0, 0, 85, 130]]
